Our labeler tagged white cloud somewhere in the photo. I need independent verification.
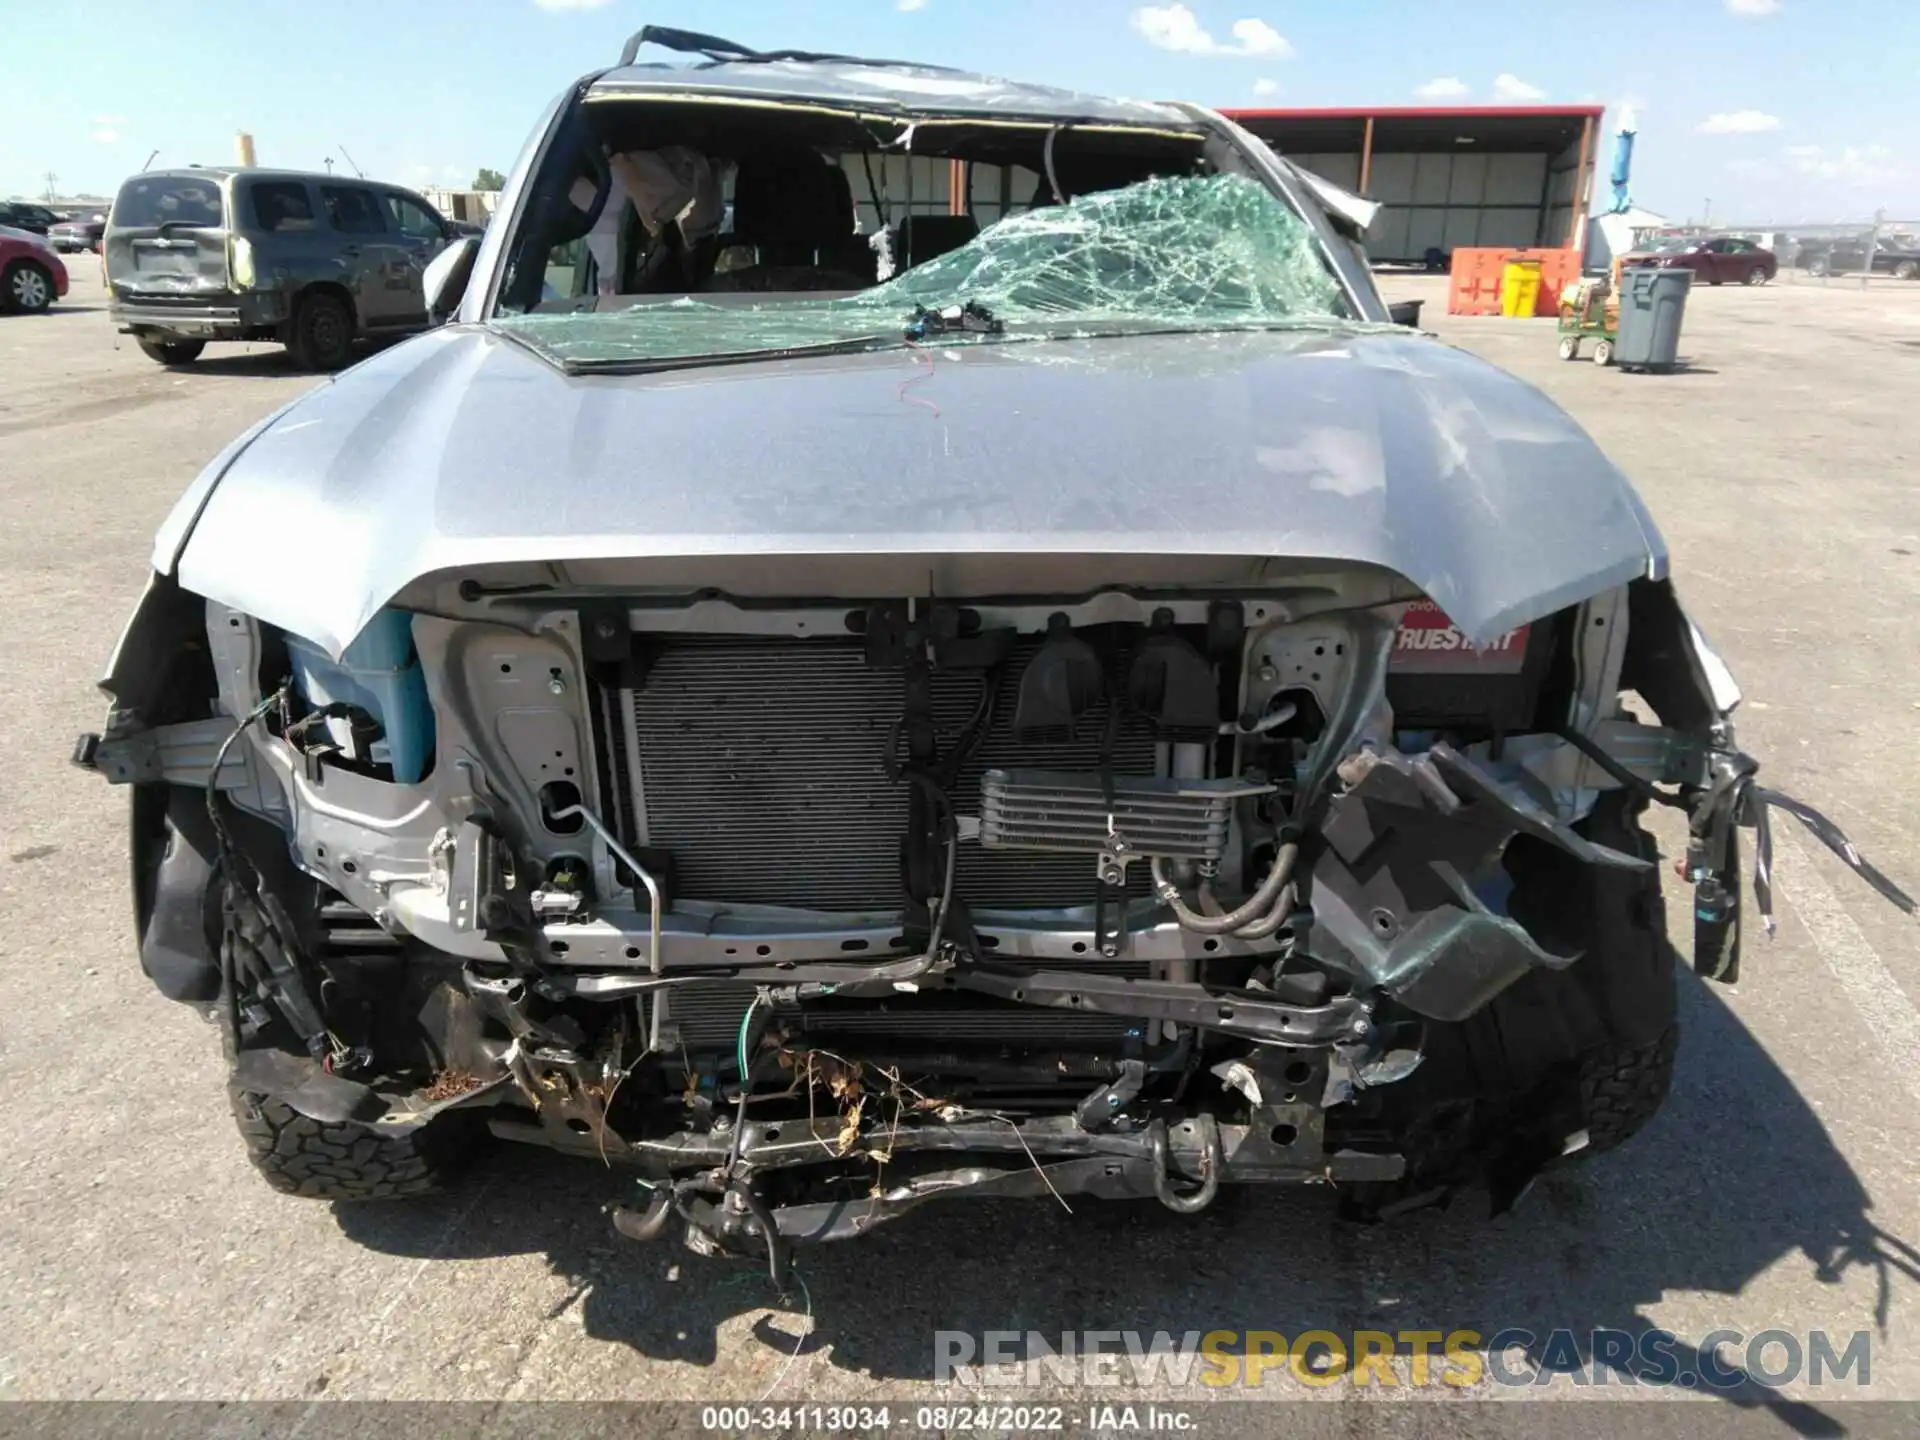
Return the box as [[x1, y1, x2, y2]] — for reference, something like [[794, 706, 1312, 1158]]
[[1228, 18, 1290, 56], [1131, 5, 1294, 58], [1415, 77, 1470, 100], [532, 0, 609, 10], [1698, 109, 1783, 134], [897, 0, 928, 10], [92, 128, 120, 144], [1251, 77, 1279, 97], [1725, 0, 1780, 15], [1491, 73, 1546, 102], [1786, 143, 1908, 188]]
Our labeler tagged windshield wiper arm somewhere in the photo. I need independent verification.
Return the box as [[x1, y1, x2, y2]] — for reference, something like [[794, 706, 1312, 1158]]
[[558, 332, 909, 376]]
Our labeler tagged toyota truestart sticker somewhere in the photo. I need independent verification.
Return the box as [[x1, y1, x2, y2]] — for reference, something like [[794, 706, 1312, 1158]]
[[1390, 601, 1529, 674]]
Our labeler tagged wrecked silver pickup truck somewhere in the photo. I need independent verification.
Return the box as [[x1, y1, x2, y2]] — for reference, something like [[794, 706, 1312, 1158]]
[[77, 28, 1910, 1273]]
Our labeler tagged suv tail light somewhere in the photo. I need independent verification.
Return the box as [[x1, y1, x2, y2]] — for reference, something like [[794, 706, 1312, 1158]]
[[229, 234, 256, 289]]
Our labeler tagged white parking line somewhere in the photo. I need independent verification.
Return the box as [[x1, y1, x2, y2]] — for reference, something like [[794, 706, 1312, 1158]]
[[1773, 824, 1920, 1104]]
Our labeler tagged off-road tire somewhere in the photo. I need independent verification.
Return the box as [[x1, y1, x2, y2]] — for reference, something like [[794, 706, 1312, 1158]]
[[137, 336, 205, 366], [229, 1089, 479, 1200], [286, 291, 355, 371], [1485, 790, 1678, 1157], [1345, 793, 1678, 1219], [1578, 1025, 1679, 1155], [2, 259, 53, 313]]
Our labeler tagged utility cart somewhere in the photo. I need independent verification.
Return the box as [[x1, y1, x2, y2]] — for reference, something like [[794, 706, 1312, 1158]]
[[1556, 277, 1619, 365]]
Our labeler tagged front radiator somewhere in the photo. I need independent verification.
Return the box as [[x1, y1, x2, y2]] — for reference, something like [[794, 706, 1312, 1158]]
[[622, 637, 1160, 911]]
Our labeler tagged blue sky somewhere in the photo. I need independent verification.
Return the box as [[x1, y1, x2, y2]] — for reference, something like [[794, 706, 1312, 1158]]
[[5, 0, 1913, 223]]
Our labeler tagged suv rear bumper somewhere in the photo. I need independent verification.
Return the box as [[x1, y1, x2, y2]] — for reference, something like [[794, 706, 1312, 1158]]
[[111, 290, 289, 339]]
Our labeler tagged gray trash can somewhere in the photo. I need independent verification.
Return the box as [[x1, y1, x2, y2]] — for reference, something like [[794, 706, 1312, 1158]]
[[1615, 265, 1692, 372]]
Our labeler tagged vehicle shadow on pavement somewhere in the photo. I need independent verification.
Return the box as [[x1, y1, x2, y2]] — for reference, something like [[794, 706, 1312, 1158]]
[[335, 975, 1919, 1423]]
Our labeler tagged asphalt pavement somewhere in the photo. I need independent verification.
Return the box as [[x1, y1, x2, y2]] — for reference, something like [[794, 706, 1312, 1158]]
[[1, 266, 1917, 1429]]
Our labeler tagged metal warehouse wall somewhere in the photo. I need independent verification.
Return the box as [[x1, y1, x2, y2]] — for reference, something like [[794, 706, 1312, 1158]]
[[1224, 108, 1601, 265]]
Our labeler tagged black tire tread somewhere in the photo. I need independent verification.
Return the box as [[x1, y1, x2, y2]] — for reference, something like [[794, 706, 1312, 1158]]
[[229, 1090, 471, 1201], [1579, 1023, 1678, 1154]]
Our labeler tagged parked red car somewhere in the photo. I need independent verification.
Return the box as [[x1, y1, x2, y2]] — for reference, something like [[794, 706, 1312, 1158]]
[[0, 224, 69, 313], [1629, 236, 1777, 286]]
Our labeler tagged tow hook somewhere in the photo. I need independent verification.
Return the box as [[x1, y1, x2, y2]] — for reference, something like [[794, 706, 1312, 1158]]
[[1149, 1114, 1223, 1215]]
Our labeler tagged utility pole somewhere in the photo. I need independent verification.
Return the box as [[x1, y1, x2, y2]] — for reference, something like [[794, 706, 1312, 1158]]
[[43, 171, 58, 203], [323, 156, 334, 175]]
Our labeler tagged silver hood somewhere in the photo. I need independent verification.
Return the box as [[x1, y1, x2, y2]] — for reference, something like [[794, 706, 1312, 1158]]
[[168, 324, 1666, 658]]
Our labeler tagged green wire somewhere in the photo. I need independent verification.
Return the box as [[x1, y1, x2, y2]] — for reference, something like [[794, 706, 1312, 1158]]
[[736, 993, 762, 1084]]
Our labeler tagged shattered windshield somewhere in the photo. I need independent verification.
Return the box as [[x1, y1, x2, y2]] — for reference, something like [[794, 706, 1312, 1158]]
[[492, 174, 1353, 371]]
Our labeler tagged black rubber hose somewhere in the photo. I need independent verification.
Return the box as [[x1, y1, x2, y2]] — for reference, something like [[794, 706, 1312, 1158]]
[[737, 1182, 791, 1291]]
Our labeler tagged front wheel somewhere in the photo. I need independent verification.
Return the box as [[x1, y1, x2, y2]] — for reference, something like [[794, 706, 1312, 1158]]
[[1807, 255, 1832, 277], [1592, 338, 1614, 366], [2, 259, 53, 313], [229, 1088, 482, 1200], [1558, 335, 1580, 361], [1894, 260, 1919, 281], [286, 291, 355, 371], [1342, 793, 1678, 1219], [1746, 266, 1771, 286], [137, 336, 205, 366]]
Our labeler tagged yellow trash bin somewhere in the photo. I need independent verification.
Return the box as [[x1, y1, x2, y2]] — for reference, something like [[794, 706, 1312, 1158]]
[[1500, 259, 1544, 318]]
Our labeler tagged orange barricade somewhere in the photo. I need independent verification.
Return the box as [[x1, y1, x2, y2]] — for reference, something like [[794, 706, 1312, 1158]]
[[1447, 247, 1583, 317]]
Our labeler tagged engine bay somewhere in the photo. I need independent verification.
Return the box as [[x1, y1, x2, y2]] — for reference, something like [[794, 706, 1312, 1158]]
[[90, 563, 1825, 1259]]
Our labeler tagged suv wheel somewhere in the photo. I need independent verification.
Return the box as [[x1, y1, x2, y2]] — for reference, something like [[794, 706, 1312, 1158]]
[[286, 291, 355, 371], [1342, 794, 1677, 1219], [2, 259, 53, 313], [229, 1088, 483, 1200], [137, 336, 206, 367]]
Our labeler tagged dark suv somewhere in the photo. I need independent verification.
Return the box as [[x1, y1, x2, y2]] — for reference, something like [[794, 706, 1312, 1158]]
[[104, 168, 455, 369], [0, 201, 60, 235]]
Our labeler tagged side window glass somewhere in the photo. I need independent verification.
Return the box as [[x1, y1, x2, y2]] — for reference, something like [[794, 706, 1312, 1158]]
[[542, 238, 588, 305], [322, 186, 387, 236], [249, 181, 317, 232], [383, 194, 444, 241]]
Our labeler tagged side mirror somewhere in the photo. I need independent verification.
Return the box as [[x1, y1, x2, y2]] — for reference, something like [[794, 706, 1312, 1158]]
[[425, 235, 480, 324]]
